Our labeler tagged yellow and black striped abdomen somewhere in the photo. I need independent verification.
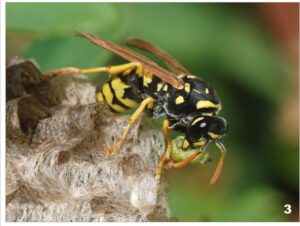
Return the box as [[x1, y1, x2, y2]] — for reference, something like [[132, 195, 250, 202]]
[[97, 73, 143, 113]]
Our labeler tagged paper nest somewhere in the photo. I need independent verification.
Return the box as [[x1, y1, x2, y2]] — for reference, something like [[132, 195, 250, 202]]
[[6, 58, 171, 222]]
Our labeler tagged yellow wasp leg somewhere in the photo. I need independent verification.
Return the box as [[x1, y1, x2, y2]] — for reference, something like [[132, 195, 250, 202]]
[[165, 149, 203, 170], [44, 62, 142, 77], [105, 96, 154, 154], [155, 119, 172, 181], [44, 67, 80, 77]]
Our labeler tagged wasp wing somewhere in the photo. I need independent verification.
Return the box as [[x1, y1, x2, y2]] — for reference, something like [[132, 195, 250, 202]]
[[76, 31, 184, 89], [127, 38, 190, 75]]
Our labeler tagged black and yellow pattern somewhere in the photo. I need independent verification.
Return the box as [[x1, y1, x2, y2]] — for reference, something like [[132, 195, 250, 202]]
[[100, 76, 139, 113], [44, 32, 228, 185]]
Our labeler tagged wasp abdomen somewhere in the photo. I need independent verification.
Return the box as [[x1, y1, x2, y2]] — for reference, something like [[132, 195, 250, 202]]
[[97, 68, 165, 113], [98, 72, 139, 113]]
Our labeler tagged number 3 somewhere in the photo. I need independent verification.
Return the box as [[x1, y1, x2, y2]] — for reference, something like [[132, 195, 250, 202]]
[[284, 204, 292, 214]]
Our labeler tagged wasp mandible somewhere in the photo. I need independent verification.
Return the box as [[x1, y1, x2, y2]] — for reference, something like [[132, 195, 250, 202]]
[[45, 32, 228, 185]]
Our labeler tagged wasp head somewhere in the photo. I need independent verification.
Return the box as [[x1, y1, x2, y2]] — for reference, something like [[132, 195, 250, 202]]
[[175, 115, 228, 184], [180, 115, 228, 150]]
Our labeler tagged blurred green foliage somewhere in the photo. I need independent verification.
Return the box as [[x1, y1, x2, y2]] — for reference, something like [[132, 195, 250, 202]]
[[7, 3, 298, 222]]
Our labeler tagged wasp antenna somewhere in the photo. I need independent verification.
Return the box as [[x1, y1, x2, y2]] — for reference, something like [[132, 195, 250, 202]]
[[74, 30, 84, 37], [75, 30, 97, 40], [209, 141, 227, 185]]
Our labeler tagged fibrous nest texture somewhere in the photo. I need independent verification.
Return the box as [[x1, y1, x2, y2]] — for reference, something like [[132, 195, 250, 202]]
[[6, 58, 171, 222]]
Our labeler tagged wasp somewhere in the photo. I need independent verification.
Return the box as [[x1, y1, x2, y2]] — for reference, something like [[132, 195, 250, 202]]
[[45, 31, 228, 185]]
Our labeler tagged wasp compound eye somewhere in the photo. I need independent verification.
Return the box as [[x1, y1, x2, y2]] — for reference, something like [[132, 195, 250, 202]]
[[208, 117, 228, 137]]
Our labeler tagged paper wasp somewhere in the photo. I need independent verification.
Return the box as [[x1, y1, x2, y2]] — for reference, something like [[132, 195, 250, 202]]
[[45, 31, 228, 185]]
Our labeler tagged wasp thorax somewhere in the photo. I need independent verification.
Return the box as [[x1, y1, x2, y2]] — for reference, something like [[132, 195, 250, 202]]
[[187, 77, 220, 106]]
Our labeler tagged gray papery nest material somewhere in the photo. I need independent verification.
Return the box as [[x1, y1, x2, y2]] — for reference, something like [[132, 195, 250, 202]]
[[6, 58, 171, 222]]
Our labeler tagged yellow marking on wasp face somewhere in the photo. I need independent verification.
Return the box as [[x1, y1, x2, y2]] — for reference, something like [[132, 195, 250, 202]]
[[193, 140, 206, 147], [97, 92, 104, 102], [208, 132, 220, 139], [205, 88, 209, 94], [191, 117, 204, 125], [196, 100, 221, 110], [202, 112, 213, 116], [102, 83, 126, 112], [182, 139, 190, 149], [184, 83, 191, 93], [157, 83, 163, 92], [175, 96, 185, 105], [111, 78, 138, 108], [187, 75, 196, 79], [163, 84, 168, 92], [193, 89, 201, 94]]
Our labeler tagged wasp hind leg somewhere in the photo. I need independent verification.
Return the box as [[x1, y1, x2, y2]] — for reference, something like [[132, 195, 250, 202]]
[[44, 62, 142, 77], [105, 96, 154, 154]]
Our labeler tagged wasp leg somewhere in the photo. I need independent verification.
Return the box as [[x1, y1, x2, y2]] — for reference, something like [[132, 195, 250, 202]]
[[155, 119, 172, 181], [166, 149, 203, 170], [105, 96, 154, 154], [44, 67, 80, 77], [44, 62, 142, 77]]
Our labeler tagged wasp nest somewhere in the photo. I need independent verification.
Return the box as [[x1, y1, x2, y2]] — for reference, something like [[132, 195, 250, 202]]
[[6, 58, 171, 222]]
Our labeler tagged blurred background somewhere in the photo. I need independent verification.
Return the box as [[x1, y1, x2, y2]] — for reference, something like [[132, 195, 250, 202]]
[[6, 3, 299, 222]]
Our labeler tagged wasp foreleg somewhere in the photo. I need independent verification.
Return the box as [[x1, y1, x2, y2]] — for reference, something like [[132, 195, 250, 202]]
[[165, 149, 203, 170]]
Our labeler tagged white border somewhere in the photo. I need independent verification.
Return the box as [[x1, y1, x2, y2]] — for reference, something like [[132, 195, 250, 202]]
[[1, 1, 299, 226]]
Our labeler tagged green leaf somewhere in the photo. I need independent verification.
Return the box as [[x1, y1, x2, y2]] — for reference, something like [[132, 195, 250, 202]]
[[24, 35, 113, 72], [7, 3, 119, 36], [169, 183, 286, 221]]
